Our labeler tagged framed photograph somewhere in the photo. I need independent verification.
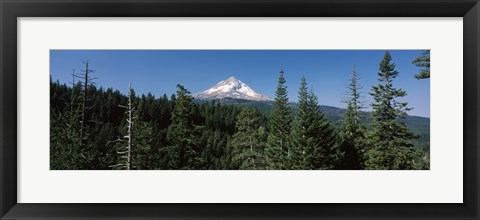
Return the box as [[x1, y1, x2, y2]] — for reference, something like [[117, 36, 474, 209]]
[[1, 0, 479, 219]]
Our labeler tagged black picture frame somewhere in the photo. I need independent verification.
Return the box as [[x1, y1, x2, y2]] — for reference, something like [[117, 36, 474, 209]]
[[1, 0, 478, 219]]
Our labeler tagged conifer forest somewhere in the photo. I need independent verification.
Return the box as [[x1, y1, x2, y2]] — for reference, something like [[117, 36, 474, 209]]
[[50, 50, 430, 170]]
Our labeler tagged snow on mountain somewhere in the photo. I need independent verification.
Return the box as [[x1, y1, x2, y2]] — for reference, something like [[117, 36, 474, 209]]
[[193, 76, 273, 101]]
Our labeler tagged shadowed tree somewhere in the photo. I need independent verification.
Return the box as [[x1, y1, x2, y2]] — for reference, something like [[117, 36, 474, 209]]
[[338, 65, 367, 170], [306, 89, 339, 170], [167, 84, 202, 169]]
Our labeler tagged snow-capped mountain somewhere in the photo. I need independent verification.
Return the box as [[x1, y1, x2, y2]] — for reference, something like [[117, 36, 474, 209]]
[[193, 76, 273, 101]]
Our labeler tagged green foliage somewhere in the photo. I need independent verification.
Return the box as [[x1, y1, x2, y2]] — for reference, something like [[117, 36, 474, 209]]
[[289, 76, 309, 169], [194, 100, 243, 169], [50, 109, 84, 169], [195, 98, 428, 143], [50, 60, 429, 170], [50, 78, 101, 170], [290, 77, 339, 170], [366, 51, 419, 170], [167, 84, 203, 169], [51, 80, 244, 170], [230, 107, 267, 169], [306, 90, 340, 169], [265, 70, 293, 170], [131, 120, 156, 169], [338, 66, 367, 170], [412, 50, 430, 79]]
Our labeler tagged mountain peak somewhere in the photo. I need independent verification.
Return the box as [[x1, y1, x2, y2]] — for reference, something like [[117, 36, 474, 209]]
[[218, 76, 241, 87], [193, 76, 272, 101]]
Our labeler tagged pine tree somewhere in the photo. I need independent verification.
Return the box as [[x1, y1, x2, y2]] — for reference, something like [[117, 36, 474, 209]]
[[306, 89, 339, 170], [289, 76, 310, 169], [50, 77, 84, 169], [131, 120, 155, 169], [338, 65, 367, 170], [50, 107, 84, 169], [412, 50, 430, 79], [230, 107, 266, 169], [167, 84, 202, 169], [265, 69, 293, 170], [366, 51, 418, 170]]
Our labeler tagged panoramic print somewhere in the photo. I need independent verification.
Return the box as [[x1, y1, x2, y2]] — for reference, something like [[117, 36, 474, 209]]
[[50, 50, 430, 170]]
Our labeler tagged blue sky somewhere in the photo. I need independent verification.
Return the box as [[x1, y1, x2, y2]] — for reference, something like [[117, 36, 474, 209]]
[[50, 50, 430, 117]]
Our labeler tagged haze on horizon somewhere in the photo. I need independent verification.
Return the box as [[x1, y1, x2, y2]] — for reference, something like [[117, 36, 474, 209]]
[[50, 50, 430, 117]]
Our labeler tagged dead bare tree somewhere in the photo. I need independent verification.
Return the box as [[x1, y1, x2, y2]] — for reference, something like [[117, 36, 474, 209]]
[[73, 61, 97, 157], [68, 69, 83, 122], [108, 83, 135, 170]]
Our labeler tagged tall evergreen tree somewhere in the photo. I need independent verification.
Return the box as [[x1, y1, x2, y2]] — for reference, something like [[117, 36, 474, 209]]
[[265, 69, 293, 169], [366, 51, 418, 170], [50, 78, 84, 169], [50, 108, 84, 169], [306, 89, 339, 169], [230, 107, 266, 169], [289, 76, 310, 169], [412, 50, 430, 79], [338, 65, 367, 170], [167, 84, 202, 169], [131, 120, 155, 170]]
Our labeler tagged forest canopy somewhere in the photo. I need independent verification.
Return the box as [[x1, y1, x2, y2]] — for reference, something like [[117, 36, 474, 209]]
[[50, 51, 430, 170]]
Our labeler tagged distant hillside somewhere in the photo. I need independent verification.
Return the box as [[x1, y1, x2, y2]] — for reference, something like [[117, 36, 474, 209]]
[[194, 97, 430, 145]]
